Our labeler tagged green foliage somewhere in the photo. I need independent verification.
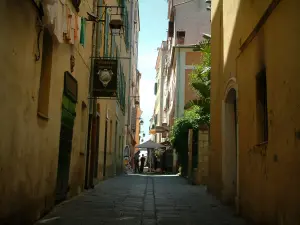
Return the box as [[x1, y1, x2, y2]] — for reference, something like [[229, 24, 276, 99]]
[[185, 39, 211, 123], [170, 39, 211, 175], [170, 106, 208, 148], [170, 106, 202, 175]]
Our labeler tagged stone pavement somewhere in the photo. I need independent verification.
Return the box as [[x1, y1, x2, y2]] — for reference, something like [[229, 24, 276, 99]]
[[35, 174, 249, 225]]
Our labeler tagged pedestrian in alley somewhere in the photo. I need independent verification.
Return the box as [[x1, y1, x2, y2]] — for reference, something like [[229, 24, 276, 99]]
[[140, 154, 145, 173], [134, 152, 140, 174]]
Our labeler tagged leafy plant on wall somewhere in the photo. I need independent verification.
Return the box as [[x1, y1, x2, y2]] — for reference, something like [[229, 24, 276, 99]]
[[170, 39, 211, 175]]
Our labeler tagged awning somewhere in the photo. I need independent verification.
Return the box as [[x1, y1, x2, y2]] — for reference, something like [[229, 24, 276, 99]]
[[135, 140, 165, 149]]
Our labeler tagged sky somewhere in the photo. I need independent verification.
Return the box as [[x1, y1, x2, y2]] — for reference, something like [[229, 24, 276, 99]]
[[138, 0, 168, 142]]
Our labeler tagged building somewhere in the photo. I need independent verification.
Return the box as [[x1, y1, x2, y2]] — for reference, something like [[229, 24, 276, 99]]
[[0, 0, 139, 224], [124, 0, 141, 165], [209, 0, 300, 224], [148, 0, 210, 172], [84, 0, 140, 182], [165, 0, 210, 121], [159, 0, 210, 135], [153, 41, 168, 143], [134, 70, 143, 148], [0, 0, 94, 223], [89, 0, 131, 182]]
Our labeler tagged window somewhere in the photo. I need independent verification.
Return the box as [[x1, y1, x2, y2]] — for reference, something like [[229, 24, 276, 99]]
[[37, 29, 53, 118], [104, 10, 110, 57], [168, 21, 174, 37], [154, 83, 158, 95], [111, 36, 116, 57], [256, 68, 268, 143], [176, 31, 185, 45]]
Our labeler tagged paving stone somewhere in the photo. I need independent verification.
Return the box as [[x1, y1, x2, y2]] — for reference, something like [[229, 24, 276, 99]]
[[35, 174, 249, 225]]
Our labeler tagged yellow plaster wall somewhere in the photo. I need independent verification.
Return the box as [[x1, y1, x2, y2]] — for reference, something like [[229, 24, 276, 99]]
[[0, 0, 93, 223], [210, 0, 300, 224]]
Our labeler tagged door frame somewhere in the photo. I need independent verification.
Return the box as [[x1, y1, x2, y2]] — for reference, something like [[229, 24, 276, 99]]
[[222, 78, 240, 211]]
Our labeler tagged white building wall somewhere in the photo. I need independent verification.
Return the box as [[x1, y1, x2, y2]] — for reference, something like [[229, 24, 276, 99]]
[[172, 0, 211, 45]]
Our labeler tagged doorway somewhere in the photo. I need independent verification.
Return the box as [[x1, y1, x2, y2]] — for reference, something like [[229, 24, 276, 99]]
[[103, 119, 108, 177], [222, 88, 238, 204], [94, 115, 100, 178], [55, 72, 78, 204], [114, 121, 118, 175]]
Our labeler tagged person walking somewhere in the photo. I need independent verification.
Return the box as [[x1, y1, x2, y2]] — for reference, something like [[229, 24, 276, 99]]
[[134, 152, 140, 174], [140, 154, 146, 173]]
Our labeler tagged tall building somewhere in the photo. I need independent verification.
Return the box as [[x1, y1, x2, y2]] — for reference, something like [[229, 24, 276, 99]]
[[209, 0, 300, 224], [0, 0, 94, 223], [124, 0, 141, 164], [165, 0, 210, 121], [0, 0, 139, 223], [150, 0, 210, 174], [134, 70, 143, 148], [153, 41, 168, 143], [151, 0, 211, 139]]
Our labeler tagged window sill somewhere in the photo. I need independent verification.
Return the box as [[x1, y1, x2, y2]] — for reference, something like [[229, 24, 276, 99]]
[[37, 112, 50, 121]]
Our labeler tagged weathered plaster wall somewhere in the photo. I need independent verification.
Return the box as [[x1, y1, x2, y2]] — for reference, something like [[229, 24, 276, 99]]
[[0, 0, 93, 223], [210, 0, 300, 224]]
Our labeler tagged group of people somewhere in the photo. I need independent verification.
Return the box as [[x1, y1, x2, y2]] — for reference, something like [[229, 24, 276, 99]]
[[134, 153, 146, 174]]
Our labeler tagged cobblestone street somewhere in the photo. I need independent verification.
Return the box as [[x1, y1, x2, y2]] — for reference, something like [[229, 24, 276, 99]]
[[36, 175, 248, 225]]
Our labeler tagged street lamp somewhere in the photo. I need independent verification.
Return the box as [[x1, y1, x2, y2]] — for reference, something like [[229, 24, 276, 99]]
[[109, 19, 123, 36]]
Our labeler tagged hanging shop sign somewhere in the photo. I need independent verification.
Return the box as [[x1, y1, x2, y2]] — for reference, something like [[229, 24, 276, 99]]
[[93, 58, 118, 98]]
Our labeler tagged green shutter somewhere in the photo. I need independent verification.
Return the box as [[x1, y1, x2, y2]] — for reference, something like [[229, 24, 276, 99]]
[[111, 36, 116, 57], [104, 11, 110, 57], [124, 9, 129, 50], [123, 78, 126, 110], [80, 18, 86, 47]]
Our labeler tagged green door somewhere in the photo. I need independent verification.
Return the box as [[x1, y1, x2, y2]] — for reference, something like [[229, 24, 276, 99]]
[[55, 94, 76, 204]]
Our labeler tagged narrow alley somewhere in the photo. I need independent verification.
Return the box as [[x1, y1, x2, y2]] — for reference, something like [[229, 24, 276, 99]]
[[36, 175, 248, 225]]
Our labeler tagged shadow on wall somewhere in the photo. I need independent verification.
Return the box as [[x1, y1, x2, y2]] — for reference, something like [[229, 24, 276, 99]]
[[209, 0, 300, 224]]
